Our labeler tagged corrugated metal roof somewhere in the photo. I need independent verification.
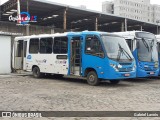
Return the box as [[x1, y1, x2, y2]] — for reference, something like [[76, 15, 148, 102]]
[[0, 0, 158, 33]]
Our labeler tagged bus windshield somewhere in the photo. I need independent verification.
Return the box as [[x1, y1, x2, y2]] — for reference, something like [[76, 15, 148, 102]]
[[101, 35, 134, 62], [136, 32, 158, 62]]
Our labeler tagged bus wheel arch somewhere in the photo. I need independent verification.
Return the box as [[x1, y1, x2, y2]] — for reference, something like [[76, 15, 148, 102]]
[[85, 68, 100, 86], [32, 65, 43, 78]]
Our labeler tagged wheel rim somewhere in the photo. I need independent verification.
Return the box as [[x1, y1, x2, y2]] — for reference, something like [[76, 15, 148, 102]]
[[89, 75, 95, 82]]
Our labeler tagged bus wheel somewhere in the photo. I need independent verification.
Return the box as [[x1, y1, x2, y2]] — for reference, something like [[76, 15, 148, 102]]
[[87, 71, 100, 86], [110, 80, 120, 85], [33, 67, 42, 78]]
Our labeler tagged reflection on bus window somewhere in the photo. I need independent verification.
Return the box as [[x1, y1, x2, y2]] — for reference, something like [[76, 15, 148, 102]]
[[85, 35, 104, 58], [53, 37, 68, 54], [29, 38, 39, 54], [40, 38, 53, 54]]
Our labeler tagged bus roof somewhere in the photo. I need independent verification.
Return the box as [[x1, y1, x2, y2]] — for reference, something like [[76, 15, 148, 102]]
[[112, 31, 154, 39], [14, 31, 120, 41], [14, 33, 68, 41]]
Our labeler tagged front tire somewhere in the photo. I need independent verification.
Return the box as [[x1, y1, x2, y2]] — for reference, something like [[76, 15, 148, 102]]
[[110, 80, 120, 85], [33, 67, 42, 78], [87, 71, 100, 86]]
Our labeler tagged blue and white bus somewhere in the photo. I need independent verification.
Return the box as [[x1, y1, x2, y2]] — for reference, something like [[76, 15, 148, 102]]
[[114, 31, 159, 77], [156, 35, 160, 75], [13, 31, 136, 85]]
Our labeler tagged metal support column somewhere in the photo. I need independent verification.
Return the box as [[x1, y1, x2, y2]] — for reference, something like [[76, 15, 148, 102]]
[[156, 20, 159, 35], [0, 0, 1, 21], [51, 29, 55, 34], [63, 9, 67, 32], [125, 18, 127, 31], [26, 0, 29, 36], [158, 27, 160, 35], [140, 26, 143, 31], [157, 22, 159, 35], [95, 17, 98, 31], [121, 22, 124, 32], [17, 0, 21, 24]]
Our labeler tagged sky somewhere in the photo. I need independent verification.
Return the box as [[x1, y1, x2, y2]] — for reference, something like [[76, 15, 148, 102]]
[[0, 0, 160, 11]]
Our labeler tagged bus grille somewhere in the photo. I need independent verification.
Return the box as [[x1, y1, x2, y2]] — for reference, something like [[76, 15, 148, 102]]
[[119, 67, 132, 72], [119, 62, 132, 66], [144, 67, 157, 71]]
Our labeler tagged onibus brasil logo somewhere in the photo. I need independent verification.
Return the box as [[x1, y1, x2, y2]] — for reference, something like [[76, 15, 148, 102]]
[[9, 12, 37, 25]]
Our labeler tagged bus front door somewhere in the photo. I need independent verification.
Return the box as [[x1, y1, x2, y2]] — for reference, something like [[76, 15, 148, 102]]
[[70, 37, 81, 76], [14, 40, 27, 70]]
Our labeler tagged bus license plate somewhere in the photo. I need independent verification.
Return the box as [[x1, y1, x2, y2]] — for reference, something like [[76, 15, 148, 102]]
[[124, 74, 130, 77], [150, 72, 154, 75]]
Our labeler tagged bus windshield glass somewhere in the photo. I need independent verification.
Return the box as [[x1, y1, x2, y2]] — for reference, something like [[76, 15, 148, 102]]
[[136, 32, 158, 62], [101, 35, 134, 62]]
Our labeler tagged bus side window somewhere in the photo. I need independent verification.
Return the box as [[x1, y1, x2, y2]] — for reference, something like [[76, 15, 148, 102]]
[[53, 37, 68, 54], [85, 35, 104, 58], [29, 38, 39, 54], [40, 37, 53, 54]]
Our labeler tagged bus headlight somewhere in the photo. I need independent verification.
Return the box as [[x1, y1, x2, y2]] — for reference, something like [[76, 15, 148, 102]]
[[117, 64, 122, 68], [132, 61, 136, 71], [155, 62, 158, 68], [110, 64, 119, 72], [132, 64, 136, 71]]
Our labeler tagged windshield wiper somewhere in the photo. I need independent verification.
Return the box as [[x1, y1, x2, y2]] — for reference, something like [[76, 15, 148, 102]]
[[117, 43, 133, 61], [141, 38, 150, 52]]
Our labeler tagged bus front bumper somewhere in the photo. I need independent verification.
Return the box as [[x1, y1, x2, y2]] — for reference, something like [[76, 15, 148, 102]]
[[101, 70, 136, 80], [137, 69, 159, 77]]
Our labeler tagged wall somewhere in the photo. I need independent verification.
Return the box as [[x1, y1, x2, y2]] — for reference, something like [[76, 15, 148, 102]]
[[0, 21, 52, 36], [0, 35, 11, 74]]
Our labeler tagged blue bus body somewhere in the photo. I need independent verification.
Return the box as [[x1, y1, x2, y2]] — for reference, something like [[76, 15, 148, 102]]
[[67, 31, 136, 84], [114, 31, 159, 78], [156, 35, 160, 75]]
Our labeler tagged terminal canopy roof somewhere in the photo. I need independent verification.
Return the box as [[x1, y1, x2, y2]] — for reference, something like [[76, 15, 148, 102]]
[[0, 0, 158, 33]]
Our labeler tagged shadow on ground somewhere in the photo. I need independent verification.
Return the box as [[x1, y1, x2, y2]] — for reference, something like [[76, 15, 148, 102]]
[[124, 77, 159, 83], [28, 75, 133, 88]]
